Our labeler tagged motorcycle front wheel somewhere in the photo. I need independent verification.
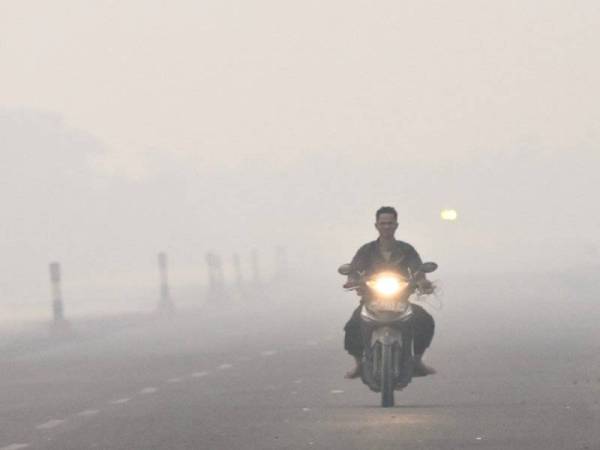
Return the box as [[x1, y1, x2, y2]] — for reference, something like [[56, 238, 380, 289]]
[[380, 343, 394, 407]]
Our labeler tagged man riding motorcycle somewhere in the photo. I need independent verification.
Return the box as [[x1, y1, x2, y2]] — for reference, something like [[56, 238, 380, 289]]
[[343, 206, 436, 379]]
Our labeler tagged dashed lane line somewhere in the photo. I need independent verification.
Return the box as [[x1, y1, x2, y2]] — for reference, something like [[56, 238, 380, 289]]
[[1, 344, 315, 450], [330, 390, 344, 394], [76, 409, 100, 417], [167, 377, 183, 383], [140, 387, 158, 394], [36, 419, 65, 430]]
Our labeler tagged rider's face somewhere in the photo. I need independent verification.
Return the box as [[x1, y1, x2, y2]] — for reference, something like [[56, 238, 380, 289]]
[[375, 213, 398, 239]]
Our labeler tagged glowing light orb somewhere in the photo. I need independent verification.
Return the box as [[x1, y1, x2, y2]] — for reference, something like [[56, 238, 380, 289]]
[[441, 209, 458, 221], [373, 277, 404, 296]]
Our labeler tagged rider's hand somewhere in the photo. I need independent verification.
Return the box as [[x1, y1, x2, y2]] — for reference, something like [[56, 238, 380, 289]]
[[343, 281, 365, 297], [417, 279, 434, 295]]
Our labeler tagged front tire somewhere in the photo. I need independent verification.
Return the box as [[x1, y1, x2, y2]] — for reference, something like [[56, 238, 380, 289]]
[[381, 343, 394, 407]]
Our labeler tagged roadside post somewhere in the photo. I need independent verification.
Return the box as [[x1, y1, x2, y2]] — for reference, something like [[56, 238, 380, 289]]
[[157, 252, 175, 314], [275, 246, 288, 278], [49, 262, 70, 331], [233, 252, 243, 290], [251, 249, 261, 287], [206, 252, 226, 302]]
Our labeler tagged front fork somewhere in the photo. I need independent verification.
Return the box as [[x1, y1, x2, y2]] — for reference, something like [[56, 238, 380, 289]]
[[360, 319, 415, 390]]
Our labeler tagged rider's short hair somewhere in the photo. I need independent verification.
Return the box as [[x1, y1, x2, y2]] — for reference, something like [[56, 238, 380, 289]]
[[376, 206, 398, 221]]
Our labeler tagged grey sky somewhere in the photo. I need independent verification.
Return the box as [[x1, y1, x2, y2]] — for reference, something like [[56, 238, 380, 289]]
[[1, 1, 599, 315]]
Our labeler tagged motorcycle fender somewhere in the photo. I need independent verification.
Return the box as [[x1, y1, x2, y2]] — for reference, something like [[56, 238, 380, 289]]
[[371, 326, 402, 347]]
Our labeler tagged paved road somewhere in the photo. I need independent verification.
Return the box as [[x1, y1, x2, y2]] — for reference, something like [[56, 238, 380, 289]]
[[1, 283, 599, 450]]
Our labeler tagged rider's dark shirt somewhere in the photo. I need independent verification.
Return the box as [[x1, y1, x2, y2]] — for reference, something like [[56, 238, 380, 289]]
[[349, 239, 423, 279]]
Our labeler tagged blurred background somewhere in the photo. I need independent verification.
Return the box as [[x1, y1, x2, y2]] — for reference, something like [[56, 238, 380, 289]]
[[1, 0, 599, 324]]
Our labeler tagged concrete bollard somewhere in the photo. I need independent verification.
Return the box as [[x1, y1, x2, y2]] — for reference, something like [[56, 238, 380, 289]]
[[49, 262, 70, 332], [233, 253, 243, 289], [206, 252, 226, 302], [157, 252, 175, 314], [250, 249, 261, 286], [275, 246, 288, 278]]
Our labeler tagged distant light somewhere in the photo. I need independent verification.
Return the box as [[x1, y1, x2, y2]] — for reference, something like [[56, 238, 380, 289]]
[[441, 209, 458, 221]]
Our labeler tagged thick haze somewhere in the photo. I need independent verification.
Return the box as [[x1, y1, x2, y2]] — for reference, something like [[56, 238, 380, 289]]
[[1, 1, 599, 315]]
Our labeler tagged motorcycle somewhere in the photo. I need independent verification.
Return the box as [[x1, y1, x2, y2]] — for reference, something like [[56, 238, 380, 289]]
[[338, 261, 438, 407]]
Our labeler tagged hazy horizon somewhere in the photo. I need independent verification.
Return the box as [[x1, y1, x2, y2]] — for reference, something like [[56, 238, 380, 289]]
[[1, 1, 599, 318]]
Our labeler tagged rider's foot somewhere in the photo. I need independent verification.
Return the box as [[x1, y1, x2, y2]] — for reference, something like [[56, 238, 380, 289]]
[[344, 357, 362, 379], [413, 354, 436, 377]]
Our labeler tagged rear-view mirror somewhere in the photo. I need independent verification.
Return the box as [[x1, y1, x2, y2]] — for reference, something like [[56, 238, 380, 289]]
[[419, 262, 438, 273], [338, 263, 352, 275]]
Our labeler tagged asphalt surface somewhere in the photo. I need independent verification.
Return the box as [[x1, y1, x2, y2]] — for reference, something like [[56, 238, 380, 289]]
[[1, 281, 599, 450]]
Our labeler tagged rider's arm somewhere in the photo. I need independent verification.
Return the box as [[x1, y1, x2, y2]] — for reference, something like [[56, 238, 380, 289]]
[[348, 245, 369, 279], [404, 245, 423, 275], [405, 246, 434, 293], [343, 244, 369, 288]]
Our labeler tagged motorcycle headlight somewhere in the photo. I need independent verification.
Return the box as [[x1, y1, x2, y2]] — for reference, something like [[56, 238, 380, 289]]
[[367, 273, 407, 296]]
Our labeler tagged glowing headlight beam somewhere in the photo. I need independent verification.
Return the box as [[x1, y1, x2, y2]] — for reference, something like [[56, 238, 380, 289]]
[[368, 276, 406, 296]]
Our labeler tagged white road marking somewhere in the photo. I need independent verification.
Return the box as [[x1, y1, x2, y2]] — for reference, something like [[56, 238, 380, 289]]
[[260, 350, 278, 357], [77, 409, 100, 417], [36, 419, 65, 430], [302, 407, 311, 412], [330, 390, 344, 394], [167, 377, 182, 383], [109, 397, 131, 405], [293, 379, 303, 384], [0, 444, 31, 450], [217, 364, 233, 370], [140, 387, 158, 394], [192, 371, 208, 378]]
